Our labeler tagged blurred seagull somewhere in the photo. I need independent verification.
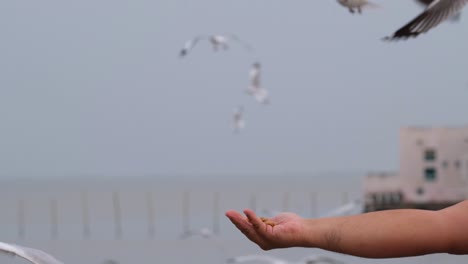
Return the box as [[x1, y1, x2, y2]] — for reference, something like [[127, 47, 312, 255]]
[[179, 227, 215, 239], [227, 254, 345, 264], [179, 34, 254, 57], [261, 200, 362, 219], [0, 241, 63, 264], [320, 199, 363, 218], [247, 62, 270, 105], [336, 0, 380, 14], [384, 0, 468, 40], [232, 106, 246, 133]]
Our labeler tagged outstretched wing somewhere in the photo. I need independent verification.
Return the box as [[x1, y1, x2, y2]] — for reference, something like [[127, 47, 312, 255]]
[[414, 0, 435, 7], [301, 255, 346, 264], [179, 35, 210, 57], [0, 241, 64, 264], [227, 255, 286, 264], [320, 200, 363, 218], [227, 34, 255, 52], [384, 0, 468, 40]]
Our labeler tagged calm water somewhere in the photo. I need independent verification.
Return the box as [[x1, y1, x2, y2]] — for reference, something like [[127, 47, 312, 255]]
[[0, 174, 466, 264]]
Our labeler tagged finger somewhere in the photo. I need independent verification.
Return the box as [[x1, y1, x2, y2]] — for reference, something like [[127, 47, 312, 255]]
[[244, 209, 267, 231], [226, 210, 266, 244]]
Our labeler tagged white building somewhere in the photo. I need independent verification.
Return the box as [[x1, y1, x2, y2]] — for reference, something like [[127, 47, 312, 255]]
[[364, 126, 468, 211]]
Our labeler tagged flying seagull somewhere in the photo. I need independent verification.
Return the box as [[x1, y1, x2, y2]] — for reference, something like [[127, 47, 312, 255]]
[[232, 106, 246, 133], [336, 0, 380, 14], [179, 34, 254, 57], [179, 227, 215, 239], [0, 241, 64, 264], [384, 0, 468, 40], [320, 199, 363, 218], [227, 254, 345, 264], [247, 62, 270, 105]]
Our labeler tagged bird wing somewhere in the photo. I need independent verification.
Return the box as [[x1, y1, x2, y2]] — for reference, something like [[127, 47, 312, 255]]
[[384, 0, 468, 39], [0, 242, 64, 264], [414, 0, 434, 7], [227, 255, 287, 264], [311, 256, 345, 264], [179, 35, 210, 57], [320, 200, 363, 218], [227, 34, 255, 52]]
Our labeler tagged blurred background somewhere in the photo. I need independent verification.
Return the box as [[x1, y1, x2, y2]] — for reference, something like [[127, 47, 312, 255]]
[[1, 0, 468, 263]]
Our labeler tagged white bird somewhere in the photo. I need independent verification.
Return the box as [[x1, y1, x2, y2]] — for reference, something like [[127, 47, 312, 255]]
[[179, 227, 215, 239], [320, 200, 363, 218], [384, 0, 468, 40], [179, 34, 254, 57], [336, 0, 380, 14], [232, 106, 246, 133], [247, 62, 270, 105], [227, 254, 345, 264], [261, 200, 362, 219], [0, 241, 63, 264]]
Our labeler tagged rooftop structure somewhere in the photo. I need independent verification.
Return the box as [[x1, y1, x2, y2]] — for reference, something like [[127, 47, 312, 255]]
[[364, 126, 468, 212]]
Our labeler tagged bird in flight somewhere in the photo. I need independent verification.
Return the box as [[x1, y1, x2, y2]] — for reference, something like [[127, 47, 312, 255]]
[[336, 0, 380, 14], [247, 62, 270, 105], [384, 0, 468, 40], [179, 34, 254, 57], [179, 227, 216, 239], [232, 106, 246, 133], [227, 254, 345, 264], [0, 241, 63, 264]]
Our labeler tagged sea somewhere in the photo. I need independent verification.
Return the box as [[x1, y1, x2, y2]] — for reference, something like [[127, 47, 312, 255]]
[[0, 172, 466, 264]]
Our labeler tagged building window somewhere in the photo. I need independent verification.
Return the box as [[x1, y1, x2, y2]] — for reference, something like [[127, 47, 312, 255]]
[[416, 139, 424, 146], [455, 160, 461, 169], [424, 149, 436, 161], [424, 168, 437, 182]]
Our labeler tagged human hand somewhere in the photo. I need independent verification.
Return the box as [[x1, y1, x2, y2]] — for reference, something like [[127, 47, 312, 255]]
[[225, 209, 307, 250]]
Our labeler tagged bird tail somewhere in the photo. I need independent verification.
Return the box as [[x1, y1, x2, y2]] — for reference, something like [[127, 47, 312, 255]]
[[365, 2, 381, 9]]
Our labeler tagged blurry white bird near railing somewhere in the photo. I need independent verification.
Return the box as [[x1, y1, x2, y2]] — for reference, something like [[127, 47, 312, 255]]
[[227, 254, 346, 264], [0, 241, 64, 264]]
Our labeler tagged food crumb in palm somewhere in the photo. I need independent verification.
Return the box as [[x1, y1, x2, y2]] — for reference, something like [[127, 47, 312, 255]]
[[260, 217, 276, 227]]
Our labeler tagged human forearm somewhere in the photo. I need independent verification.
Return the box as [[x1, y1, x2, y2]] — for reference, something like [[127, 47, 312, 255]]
[[300, 209, 450, 258]]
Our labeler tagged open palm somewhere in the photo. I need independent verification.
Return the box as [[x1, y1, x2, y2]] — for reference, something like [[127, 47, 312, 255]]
[[226, 209, 307, 250]]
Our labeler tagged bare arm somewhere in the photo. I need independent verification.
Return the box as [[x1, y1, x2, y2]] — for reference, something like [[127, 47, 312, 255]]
[[225, 200, 468, 258]]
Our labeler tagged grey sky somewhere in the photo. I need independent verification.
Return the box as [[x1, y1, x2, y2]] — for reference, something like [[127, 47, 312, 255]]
[[0, 0, 467, 179]]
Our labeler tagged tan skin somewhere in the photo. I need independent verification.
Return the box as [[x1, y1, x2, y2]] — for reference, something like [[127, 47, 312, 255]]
[[225, 200, 468, 258]]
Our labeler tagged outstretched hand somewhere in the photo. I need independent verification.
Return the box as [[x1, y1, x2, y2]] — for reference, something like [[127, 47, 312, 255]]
[[225, 209, 308, 250]]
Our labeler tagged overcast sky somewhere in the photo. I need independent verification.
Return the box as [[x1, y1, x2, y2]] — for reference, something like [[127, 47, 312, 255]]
[[0, 0, 467, 179]]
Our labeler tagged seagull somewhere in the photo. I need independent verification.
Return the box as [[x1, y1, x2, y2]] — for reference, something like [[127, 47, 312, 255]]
[[260, 200, 362, 219], [247, 62, 270, 105], [0, 241, 64, 264], [179, 227, 215, 239], [384, 0, 468, 40], [227, 254, 345, 264], [232, 106, 246, 133], [336, 0, 380, 14], [320, 200, 363, 218], [179, 34, 254, 57]]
